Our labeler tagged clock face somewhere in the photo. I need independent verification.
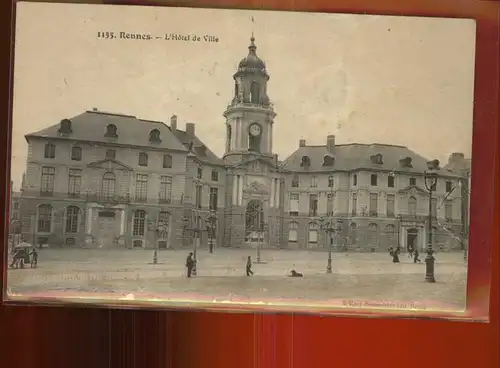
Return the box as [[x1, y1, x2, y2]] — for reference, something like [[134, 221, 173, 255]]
[[249, 124, 262, 136]]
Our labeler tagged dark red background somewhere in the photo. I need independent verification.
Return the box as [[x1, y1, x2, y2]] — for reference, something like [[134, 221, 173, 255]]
[[1, 1, 498, 367]]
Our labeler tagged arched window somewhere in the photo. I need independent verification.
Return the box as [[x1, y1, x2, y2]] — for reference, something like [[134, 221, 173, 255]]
[[308, 223, 319, 244], [234, 82, 239, 98], [149, 129, 161, 143], [102, 172, 116, 199], [250, 81, 260, 104], [288, 222, 299, 242], [44, 143, 56, 159], [37, 204, 53, 232], [385, 224, 396, 245], [139, 152, 148, 166], [71, 146, 82, 161], [408, 196, 417, 216], [104, 124, 118, 137], [163, 154, 172, 168], [368, 223, 379, 247], [157, 211, 170, 240], [132, 210, 146, 236], [65, 206, 80, 233]]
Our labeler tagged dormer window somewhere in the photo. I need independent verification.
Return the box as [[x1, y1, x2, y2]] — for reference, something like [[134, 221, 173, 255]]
[[322, 155, 335, 166], [149, 129, 161, 143], [370, 153, 383, 165], [399, 157, 413, 168], [104, 124, 118, 138], [300, 156, 311, 167], [58, 119, 72, 135]]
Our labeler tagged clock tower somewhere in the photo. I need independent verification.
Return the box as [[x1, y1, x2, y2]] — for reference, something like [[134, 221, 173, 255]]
[[223, 36, 277, 165]]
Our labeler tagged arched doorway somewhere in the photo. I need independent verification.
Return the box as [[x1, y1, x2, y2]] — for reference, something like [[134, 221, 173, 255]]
[[245, 200, 264, 242], [407, 228, 419, 251]]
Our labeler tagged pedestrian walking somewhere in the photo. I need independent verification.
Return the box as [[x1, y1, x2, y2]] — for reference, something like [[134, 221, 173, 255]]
[[407, 245, 414, 259], [389, 247, 400, 263], [186, 252, 195, 278], [30, 247, 38, 268], [246, 256, 254, 276], [413, 249, 422, 263]]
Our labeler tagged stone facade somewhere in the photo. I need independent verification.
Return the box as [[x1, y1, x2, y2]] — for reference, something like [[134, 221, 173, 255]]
[[16, 37, 469, 252]]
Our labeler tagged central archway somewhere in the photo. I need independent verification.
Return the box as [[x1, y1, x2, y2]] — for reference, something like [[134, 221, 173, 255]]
[[245, 200, 264, 241]]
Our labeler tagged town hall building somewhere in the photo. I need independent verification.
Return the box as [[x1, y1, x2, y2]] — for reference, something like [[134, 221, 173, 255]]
[[16, 36, 470, 252]]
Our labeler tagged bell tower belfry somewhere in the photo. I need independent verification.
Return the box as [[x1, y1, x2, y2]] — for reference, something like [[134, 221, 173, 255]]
[[223, 36, 277, 165]]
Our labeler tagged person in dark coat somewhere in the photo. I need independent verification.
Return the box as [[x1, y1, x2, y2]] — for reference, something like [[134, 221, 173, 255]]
[[407, 245, 414, 259], [246, 256, 254, 276], [30, 247, 38, 268], [186, 252, 194, 278], [413, 249, 422, 263], [390, 247, 400, 263]]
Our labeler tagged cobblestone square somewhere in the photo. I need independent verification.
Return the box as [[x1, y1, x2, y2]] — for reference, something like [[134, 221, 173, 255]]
[[6, 248, 467, 310]]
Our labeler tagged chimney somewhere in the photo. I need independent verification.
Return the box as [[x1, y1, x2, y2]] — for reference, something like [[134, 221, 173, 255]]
[[92, 107, 98, 112], [170, 115, 177, 131], [299, 139, 306, 147], [186, 122, 195, 137], [327, 135, 336, 152], [448, 152, 465, 164]]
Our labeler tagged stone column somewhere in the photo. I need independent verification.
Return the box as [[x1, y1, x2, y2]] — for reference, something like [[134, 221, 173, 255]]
[[238, 175, 243, 205], [120, 209, 125, 236], [233, 175, 238, 205], [275, 179, 280, 207], [270, 179, 275, 208], [86, 206, 93, 234]]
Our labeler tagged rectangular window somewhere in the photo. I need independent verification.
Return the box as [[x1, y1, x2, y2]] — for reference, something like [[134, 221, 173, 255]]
[[41, 167, 55, 196], [353, 174, 357, 186], [326, 193, 334, 216], [388, 175, 395, 188], [310, 176, 318, 188], [68, 169, 82, 197], [369, 193, 378, 216], [132, 210, 146, 236], [309, 194, 318, 217], [197, 167, 203, 179], [211, 170, 219, 181], [328, 176, 334, 188], [163, 154, 172, 168], [106, 149, 116, 159], [445, 200, 453, 221], [291, 175, 299, 188], [288, 223, 298, 242], [308, 227, 318, 243], [289, 193, 299, 216], [431, 198, 437, 218], [445, 181, 453, 193], [71, 147, 82, 161], [159, 176, 172, 204], [371, 174, 378, 186], [139, 153, 148, 167], [409, 177, 416, 186], [37, 205, 52, 232], [209, 187, 218, 210], [352, 193, 357, 216], [135, 174, 148, 202], [195, 184, 203, 209], [387, 194, 395, 217]]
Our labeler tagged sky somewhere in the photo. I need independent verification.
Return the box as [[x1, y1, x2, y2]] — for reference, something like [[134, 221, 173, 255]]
[[11, 3, 476, 190]]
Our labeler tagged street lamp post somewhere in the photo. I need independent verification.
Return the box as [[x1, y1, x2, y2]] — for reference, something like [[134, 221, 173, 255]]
[[205, 209, 216, 254], [424, 159, 439, 283], [319, 217, 342, 274]]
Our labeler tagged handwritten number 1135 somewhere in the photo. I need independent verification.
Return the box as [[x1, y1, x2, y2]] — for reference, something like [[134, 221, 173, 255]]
[[97, 32, 115, 39]]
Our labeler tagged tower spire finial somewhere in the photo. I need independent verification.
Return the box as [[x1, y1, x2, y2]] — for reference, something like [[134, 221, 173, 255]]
[[249, 16, 256, 53], [251, 16, 255, 40]]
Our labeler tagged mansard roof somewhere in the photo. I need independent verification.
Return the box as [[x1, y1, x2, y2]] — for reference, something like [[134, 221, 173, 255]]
[[168, 128, 224, 166], [281, 143, 462, 177], [25, 110, 188, 153]]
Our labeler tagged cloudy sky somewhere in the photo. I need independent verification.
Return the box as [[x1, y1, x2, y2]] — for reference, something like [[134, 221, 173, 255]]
[[11, 3, 476, 189]]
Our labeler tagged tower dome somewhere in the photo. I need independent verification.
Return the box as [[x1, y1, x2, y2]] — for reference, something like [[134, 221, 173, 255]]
[[237, 37, 266, 71]]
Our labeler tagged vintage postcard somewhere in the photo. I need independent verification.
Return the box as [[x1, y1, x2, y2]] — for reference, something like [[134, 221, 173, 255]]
[[6, 2, 476, 314]]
